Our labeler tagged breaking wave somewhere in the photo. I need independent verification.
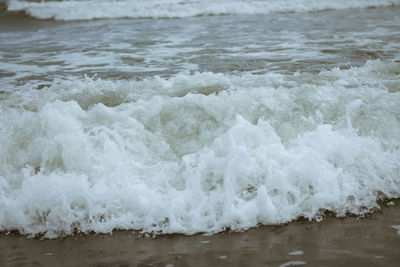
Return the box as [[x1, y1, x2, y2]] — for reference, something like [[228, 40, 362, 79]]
[[0, 60, 399, 238], [5, 0, 400, 21]]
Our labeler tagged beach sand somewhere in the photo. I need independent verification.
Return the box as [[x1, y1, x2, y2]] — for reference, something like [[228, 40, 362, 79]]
[[1, 200, 399, 267]]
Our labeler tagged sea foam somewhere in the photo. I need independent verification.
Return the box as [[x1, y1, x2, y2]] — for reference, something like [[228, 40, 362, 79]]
[[7, 0, 400, 21], [0, 60, 399, 237]]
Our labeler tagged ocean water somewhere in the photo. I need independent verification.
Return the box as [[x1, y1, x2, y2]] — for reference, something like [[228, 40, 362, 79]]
[[0, 0, 400, 238]]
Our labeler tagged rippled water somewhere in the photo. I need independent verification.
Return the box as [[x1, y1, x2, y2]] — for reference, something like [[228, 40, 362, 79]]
[[1, 4, 400, 90], [0, 1, 400, 238]]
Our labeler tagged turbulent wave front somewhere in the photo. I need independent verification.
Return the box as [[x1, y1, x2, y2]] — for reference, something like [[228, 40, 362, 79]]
[[0, 60, 399, 238], [6, 0, 400, 20]]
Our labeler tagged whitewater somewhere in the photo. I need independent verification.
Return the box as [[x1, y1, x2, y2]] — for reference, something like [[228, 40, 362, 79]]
[[6, 0, 400, 20], [0, 1, 400, 238]]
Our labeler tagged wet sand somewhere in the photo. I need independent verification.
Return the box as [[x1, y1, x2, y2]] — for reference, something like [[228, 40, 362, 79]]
[[1, 200, 399, 267]]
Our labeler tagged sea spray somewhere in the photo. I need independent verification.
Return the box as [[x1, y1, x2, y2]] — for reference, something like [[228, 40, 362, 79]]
[[0, 60, 399, 237]]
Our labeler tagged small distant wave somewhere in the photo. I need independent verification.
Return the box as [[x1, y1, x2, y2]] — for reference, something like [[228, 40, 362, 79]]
[[6, 0, 400, 21]]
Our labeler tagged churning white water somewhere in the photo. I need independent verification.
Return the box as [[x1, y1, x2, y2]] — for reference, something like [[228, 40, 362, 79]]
[[7, 0, 400, 20], [1, 60, 399, 237], [0, 1, 400, 238]]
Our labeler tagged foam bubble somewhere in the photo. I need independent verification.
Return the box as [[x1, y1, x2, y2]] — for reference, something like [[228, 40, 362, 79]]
[[392, 225, 400, 235], [0, 60, 399, 238], [289, 251, 304, 255], [280, 261, 306, 267], [7, 0, 400, 21]]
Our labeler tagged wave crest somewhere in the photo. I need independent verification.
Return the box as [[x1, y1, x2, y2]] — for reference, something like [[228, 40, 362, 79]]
[[7, 0, 400, 21], [1, 60, 400, 237]]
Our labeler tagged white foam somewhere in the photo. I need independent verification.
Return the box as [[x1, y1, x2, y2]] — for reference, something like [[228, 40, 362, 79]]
[[280, 261, 306, 267], [0, 60, 399, 238], [7, 0, 400, 21], [289, 251, 304, 256], [391, 225, 400, 236]]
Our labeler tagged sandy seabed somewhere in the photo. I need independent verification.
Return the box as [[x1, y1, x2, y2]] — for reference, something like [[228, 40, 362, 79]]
[[1, 200, 399, 267]]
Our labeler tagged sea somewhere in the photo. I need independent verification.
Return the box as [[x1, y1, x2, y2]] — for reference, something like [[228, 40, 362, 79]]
[[0, 0, 399, 238]]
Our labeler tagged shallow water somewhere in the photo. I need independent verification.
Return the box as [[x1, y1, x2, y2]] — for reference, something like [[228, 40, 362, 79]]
[[0, 1, 400, 238], [2, 202, 400, 266], [1, 4, 400, 90]]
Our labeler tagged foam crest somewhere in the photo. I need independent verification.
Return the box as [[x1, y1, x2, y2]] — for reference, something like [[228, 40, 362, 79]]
[[0, 60, 399, 237], [7, 0, 400, 21]]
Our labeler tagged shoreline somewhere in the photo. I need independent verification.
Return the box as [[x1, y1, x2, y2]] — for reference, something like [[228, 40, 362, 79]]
[[1, 3, 400, 266], [1, 200, 400, 266]]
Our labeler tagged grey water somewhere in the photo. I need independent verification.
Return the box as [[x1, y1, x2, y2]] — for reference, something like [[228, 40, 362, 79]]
[[1, 5, 399, 91]]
